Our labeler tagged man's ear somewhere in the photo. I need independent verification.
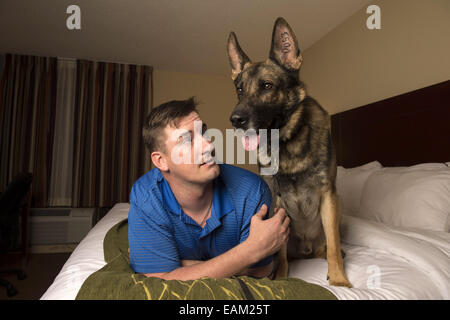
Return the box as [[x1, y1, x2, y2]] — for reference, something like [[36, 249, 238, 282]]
[[151, 151, 169, 172], [227, 32, 251, 80], [269, 17, 303, 71]]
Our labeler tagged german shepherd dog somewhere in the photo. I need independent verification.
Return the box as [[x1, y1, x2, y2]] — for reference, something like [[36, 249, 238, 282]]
[[227, 17, 351, 287]]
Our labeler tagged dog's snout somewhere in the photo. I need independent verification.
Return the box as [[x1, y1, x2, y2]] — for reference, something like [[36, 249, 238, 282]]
[[230, 113, 248, 129]]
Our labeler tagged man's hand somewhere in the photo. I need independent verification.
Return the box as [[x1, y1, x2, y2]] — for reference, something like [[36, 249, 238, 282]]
[[245, 204, 290, 262]]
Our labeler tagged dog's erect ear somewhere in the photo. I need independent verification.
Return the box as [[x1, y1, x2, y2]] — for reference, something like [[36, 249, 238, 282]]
[[227, 32, 251, 80], [269, 17, 303, 71]]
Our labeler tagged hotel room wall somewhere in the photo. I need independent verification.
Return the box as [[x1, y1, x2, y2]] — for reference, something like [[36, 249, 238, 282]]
[[153, 69, 259, 174], [300, 0, 450, 115]]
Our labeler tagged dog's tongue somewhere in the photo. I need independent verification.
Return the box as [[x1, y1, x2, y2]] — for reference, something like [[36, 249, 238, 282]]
[[242, 134, 260, 151]]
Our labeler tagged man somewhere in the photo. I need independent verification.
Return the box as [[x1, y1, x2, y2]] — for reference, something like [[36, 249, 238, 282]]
[[128, 97, 290, 281]]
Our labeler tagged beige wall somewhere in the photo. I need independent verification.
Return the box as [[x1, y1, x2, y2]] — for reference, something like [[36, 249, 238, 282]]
[[153, 69, 235, 132], [153, 0, 450, 174], [153, 69, 259, 174], [5, 1, 447, 174], [300, 0, 450, 115], [152, 0, 450, 173]]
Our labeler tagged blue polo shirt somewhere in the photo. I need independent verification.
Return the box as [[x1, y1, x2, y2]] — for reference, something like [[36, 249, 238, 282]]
[[128, 163, 273, 274]]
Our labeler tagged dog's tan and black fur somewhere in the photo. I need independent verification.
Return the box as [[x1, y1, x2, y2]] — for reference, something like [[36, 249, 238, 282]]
[[227, 17, 351, 287]]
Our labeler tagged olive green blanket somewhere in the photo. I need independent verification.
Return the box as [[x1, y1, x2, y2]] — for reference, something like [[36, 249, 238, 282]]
[[75, 219, 337, 300]]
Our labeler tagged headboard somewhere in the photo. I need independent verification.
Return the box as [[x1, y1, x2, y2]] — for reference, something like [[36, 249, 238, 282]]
[[331, 80, 450, 168]]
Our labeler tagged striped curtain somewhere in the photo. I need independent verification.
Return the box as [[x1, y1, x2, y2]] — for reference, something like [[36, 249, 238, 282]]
[[0, 54, 57, 207], [0, 54, 153, 208], [47, 59, 77, 206], [72, 60, 152, 207]]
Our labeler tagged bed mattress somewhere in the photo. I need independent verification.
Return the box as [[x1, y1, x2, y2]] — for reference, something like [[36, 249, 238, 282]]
[[41, 203, 450, 300]]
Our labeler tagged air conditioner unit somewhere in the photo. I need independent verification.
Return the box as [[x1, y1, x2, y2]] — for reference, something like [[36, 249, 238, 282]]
[[29, 208, 96, 245]]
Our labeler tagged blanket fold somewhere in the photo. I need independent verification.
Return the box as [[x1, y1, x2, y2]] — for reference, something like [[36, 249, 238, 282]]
[[76, 219, 337, 300]]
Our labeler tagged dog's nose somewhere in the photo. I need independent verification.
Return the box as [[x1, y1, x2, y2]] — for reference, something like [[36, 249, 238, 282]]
[[230, 114, 248, 128]]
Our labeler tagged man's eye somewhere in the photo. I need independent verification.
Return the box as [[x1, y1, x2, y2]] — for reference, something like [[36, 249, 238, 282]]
[[178, 136, 191, 145]]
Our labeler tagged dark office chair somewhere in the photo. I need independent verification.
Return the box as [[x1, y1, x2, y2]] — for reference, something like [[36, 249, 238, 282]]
[[0, 172, 33, 297]]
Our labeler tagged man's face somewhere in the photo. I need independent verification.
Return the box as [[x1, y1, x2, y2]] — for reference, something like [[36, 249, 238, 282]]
[[161, 111, 220, 184]]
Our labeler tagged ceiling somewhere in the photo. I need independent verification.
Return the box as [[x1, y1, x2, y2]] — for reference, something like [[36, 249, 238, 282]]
[[0, 0, 373, 76]]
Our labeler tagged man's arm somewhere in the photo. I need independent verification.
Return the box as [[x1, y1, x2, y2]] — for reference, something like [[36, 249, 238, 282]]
[[181, 259, 274, 279], [142, 205, 289, 281], [142, 240, 263, 280]]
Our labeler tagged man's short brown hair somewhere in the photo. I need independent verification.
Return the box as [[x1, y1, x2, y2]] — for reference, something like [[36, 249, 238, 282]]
[[142, 97, 198, 154]]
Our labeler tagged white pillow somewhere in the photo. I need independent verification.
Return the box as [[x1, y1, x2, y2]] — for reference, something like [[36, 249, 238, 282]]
[[379, 163, 447, 172], [359, 168, 450, 232], [336, 161, 382, 217]]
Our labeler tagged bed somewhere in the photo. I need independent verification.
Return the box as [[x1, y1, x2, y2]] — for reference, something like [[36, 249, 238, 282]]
[[41, 80, 450, 300]]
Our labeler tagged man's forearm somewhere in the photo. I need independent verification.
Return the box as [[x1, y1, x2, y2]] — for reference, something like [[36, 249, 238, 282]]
[[143, 241, 261, 281], [181, 259, 274, 278]]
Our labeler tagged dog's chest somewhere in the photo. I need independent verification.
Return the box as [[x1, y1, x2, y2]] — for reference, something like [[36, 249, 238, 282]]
[[264, 174, 321, 222]]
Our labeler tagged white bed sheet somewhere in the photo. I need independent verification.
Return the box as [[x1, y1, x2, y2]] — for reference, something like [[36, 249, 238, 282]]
[[41, 203, 450, 300], [289, 215, 449, 299], [41, 203, 130, 300]]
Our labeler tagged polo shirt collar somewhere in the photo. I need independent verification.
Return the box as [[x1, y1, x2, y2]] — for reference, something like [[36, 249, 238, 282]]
[[157, 169, 234, 237]]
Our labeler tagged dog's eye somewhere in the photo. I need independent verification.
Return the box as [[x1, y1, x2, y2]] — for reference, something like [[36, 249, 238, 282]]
[[236, 87, 243, 95], [262, 82, 273, 90]]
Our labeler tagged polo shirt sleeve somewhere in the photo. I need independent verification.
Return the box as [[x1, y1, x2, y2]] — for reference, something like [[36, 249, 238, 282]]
[[128, 201, 181, 274], [239, 180, 273, 268]]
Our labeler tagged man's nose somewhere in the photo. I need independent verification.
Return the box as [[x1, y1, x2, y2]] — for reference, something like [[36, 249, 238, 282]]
[[201, 139, 215, 159], [230, 111, 249, 129], [201, 132, 214, 151]]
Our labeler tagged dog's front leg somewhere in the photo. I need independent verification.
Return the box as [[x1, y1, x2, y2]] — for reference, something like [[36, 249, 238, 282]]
[[320, 189, 352, 288], [273, 196, 289, 279], [274, 243, 288, 279]]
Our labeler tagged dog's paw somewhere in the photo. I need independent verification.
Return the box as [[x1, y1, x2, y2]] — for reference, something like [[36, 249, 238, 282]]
[[329, 278, 353, 288], [327, 270, 352, 288], [327, 273, 352, 288]]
